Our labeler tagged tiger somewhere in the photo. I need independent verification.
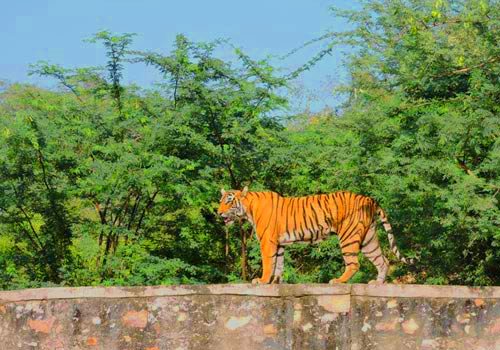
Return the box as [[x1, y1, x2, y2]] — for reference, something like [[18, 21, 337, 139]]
[[217, 186, 412, 284]]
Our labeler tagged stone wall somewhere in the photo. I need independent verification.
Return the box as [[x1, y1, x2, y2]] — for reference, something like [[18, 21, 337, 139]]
[[0, 284, 499, 350]]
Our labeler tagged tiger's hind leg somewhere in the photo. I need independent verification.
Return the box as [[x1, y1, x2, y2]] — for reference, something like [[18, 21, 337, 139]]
[[361, 221, 389, 284], [330, 232, 361, 284]]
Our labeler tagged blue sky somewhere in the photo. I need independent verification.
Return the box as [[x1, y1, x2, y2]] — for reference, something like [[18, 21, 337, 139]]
[[2, 0, 357, 111]]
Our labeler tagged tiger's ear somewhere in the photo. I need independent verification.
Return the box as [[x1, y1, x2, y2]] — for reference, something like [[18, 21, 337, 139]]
[[241, 186, 248, 197], [220, 188, 226, 196]]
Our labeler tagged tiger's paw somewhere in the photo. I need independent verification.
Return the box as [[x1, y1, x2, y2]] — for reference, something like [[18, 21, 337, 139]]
[[271, 275, 281, 284], [252, 277, 274, 284], [329, 278, 344, 284], [368, 279, 384, 285]]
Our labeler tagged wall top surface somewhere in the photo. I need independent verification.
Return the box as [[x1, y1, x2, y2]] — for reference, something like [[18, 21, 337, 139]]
[[1, 283, 499, 303]]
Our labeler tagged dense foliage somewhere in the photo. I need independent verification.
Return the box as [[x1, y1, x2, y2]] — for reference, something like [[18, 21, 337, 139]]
[[1, 0, 498, 289]]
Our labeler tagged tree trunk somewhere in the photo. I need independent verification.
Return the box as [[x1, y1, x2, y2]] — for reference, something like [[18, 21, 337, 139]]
[[225, 229, 229, 257], [240, 221, 248, 281]]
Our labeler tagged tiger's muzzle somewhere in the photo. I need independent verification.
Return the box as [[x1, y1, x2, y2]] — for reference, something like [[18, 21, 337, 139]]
[[220, 213, 236, 226]]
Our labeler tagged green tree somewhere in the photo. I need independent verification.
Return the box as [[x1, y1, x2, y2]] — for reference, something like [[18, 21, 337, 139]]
[[0, 32, 287, 288]]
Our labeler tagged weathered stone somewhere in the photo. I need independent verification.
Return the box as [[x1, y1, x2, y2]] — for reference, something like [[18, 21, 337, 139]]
[[122, 310, 148, 329], [27, 316, 55, 334], [317, 295, 350, 313], [0, 284, 498, 350], [293, 309, 302, 323], [123, 335, 132, 342], [224, 316, 252, 330], [386, 299, 398, 309], [456, 313, 470, 324], [488, 317, 500, 334], [41, 338, 65, 349], [302, 322, 313, 332], [361, 321, 372, 332], [320, 313, 337, 323], [374, 317, 399, 331], [86, 337, 98, 346], [421, 338, 438, 349], [474, 298, 485, 307], [401, 318, 419, 334], [263, 323, 278, 335]]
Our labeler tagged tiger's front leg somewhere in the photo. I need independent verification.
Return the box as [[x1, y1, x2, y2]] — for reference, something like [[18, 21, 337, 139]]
[[252, 239, 278, 284], [271, 246, 285, 284]]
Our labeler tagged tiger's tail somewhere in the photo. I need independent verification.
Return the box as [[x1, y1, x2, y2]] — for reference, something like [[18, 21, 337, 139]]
[[377, 206, 414, 264]]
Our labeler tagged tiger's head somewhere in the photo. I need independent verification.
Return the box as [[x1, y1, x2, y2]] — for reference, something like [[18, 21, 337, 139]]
[[217, 186, 249, 226]]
